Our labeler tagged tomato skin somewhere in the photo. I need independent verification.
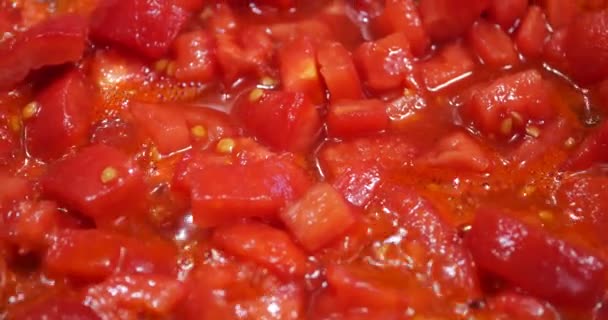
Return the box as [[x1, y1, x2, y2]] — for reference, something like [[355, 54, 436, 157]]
[[12, 298, 101, 320], [419, 0, 490, 42], [41, 144, 147, 222], [418, 42, 476, 91], [212, 222, 310, 279], [467, 208, 607, 308], [317, 42, 364, 103], [418, 131, 492, 172], [488, 0, 528, 30], [563, 121, 608, 171], [233, 89, 321, 152], [515, 6, 550, 59], [0, 14, 87, 89], [469, 20, 519, 67], [172, 30, 218, 83], [372, 0, 430, 57], [280, 183, 356, 251], [130, 102, 190, 155], [279, 37, 326, 104], [564, 10, 608, 85], [90, 0, 189, 59], [25, 69, 93, 161], [327, 99, 389, 138]]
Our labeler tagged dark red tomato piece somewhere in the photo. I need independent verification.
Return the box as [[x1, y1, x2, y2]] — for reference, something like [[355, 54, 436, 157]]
[[487, 0, 528, 30], [212, 222, 309, 279], [172, 30, 217, 83], [487, 292, 560, 320], [280, 183, 356, 251], [563, 121, 608, 171], [84, 274, 186, 318], [418, 42, 476, 91], [469, 20, 519, 67], [333, 165, 382, 208], [24, 69, 93, 161], [418, 131, 492, 172], [369, 183, 481, 301], [564, 10, 608, 85], [173, 0, 204, 11], [372, 0, 430, 57], [215, 26, 273, 84], [279, 37, 325, 104], [354, 32, 413, 92], [12, 298, 100, 320], [130, 102, 190, 155], [2, 200, 59, 253], [419, 0, 490, 42], [543, 28, 570, 74], [0, 14, 87, 89], [190, 158, 311, 228], [515, 6, 549, 60], [327, 99, 389, 138], [463, 69, 553, 137], [233, 89, 321, 152], [41, 144, 147, 221], [467, 208, 607, 308], [90, 0, 189, 59], [317, 42, 364, 103], [543, 0, 580, 29]]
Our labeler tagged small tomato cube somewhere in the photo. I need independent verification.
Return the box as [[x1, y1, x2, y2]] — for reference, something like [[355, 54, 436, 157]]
[[418, 131, 492, 172], [172, 30, 217, 83], [130, 102, 190, 155], [317, 42, 364, 103], [469, 20, 519, 67], [418, 42, 476, 91], [515, 6, 550, 59], [564, 10, 608, 85], [372, 0, 430, 56], [279, 37, 325, 104], [419, 0, 490, 42], [487, 0, 528, 30], [326, 99, 389, 138]]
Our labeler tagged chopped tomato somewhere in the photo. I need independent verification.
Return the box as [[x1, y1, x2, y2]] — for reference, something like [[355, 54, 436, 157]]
[[469, 20, 519, 67], [130, 102, 190, 155], [0, 120, 18, 164], [543, 0, 580, 29], [280, 183, 356, 251], [172, 30, 218, 83], [333, 165, 382, 208], [564, 10, 608, 85], [215, 26, 273, 83], [467, 208, 607, 308], [418, 131, 492, 172], [515, 6, 550, 59], [543, 28, 570, 74], [488, 0, 528, 30], [327, 99, 389, 138], [317, 42, 364, 103], [2, 200, 60, 253], [372, 0, 430, 56], [417, 42, 476, 91], [487, 292, 560, 320], [279, 37, 325, 104], [0, 174, 30, 211], [419, 0, 490, 42], [12, 298, 100, 320], [563, 121, 608, 171]]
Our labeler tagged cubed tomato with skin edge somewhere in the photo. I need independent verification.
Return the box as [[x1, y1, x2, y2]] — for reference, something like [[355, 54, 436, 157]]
[[41, 144, 147, 221], [90, 0, 189, 59], [130, 102, 191, 155], [372, 0, 430, 57], [466, 208, 607, 308], [488, 0, 528, 30], [280, 183, 356, 251], [516, 6, 549, 59], [354, 33, 413, 92], [25, 69, 94, 161], [564, 10, 608, 85], [563, 121, 608, 171], [418, 131, 492, 172], [279, 37, 325, 104], [317, 42, 364, 103], [469, 20, 519, 67], [233, 89, 321, 152], [0, 14, 88, 89], [12, 298, 101, 320], [418, 42, 476, 91], [172, 30, 217, 83], [419, 0, 490, 42], [327, 99, 389, 138], [212, 222, 310, 279], [2, 200, 60, 252], [543, 0, 579, 29]]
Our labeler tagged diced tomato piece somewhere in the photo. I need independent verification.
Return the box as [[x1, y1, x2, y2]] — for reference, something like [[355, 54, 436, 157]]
[[467, 208, 607, 307], [372, 0, 430, 56], [333, 165, 382, 208], [216, 27, 273, 83], [253, 0, 296, 9], [41, 144, 147, 221], [180, 105, 240, 143], [84, 274, 186, 318], [419, 0, 490, 42], [463, 69, 553, 137], [564, 10, 608, 85], [130, 102, 190, 155], [173, 0, 204, 11], [233, 89, 321, 152], [90, 0, 189, 59], [469, 20, 519, 67], [317, 42, 364, 103], [487, 292, 560, 320], [515, 6, 550, 59], [279, 37, 325, 104], [212, 222, 309, 278], [0, 124, 18, 164], [24, 69, 93, 161], [510, 119, 573, 166], [487, 0, 528, 30], [172, 30, 217, 83], [418, 131, 492, 172], [354, 33, 413, 92], [190, 158, 311, 228], [2, 200, 59, 252], [0, 174, 30, 211], [12, 298, 100, 320], [418, 42, 476, 91], [280, 183, 356, 251], [543, 28, 570, 74], [543, 0, 579, 29], [118, 236, 178, 276], [563, 121, 608, 171], [327, 99, 389, 138], [369, 184, 481, 301], [0, 14, 87, 89], [268, 19, 333, 43]]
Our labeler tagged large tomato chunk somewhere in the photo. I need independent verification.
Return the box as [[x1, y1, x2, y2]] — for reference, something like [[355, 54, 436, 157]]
[[233, 89, 321, 152], [515, 6, 550, 60], [469, 20, 519, 67], [0, 14, 87, 89], [130, 102, 190, 155], [280, 183, 356, 251], [327, 99, 389, 138], [90, 0, 189, 59], [24, 69, 93, 161], [317, 42, 364, 103], [417, 42, 476, 91], [279, 37, 325, 104], [487, 0, 528, 30], [419, 0, 490, 42], [462, 69, 553, 138], [467, 208, 607, 308], [372, 0, 430, 56], [564, 10, 608, 85], [41, 144, 147, 221], [172, 30, 218, 83]]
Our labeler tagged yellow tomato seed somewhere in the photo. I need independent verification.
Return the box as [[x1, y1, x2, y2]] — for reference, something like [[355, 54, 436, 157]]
[[191, 125, 207, 138], [525, 126, 541, 138], [8, 116, 20, 132], [154, 59, 169, 73], [100, 166, 118, 183], [500, 118, 513, 135], [564, 137, 576, 149], [299, 60, 317, 79], [166, 61, 176, 77], [216, 138, 235, 154], [22, 102, 39, 119], [538, 210, 554, 222], [260, 76, 277, 87], [150, 147, 162, 162], [249, 88, 264, 102]]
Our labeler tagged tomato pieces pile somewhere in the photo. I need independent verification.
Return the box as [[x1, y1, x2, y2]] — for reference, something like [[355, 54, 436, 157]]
[[3, 0, 608, 319]]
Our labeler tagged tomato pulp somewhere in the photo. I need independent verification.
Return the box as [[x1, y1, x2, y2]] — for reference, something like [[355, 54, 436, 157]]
[[2, 0, 608, 319]]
